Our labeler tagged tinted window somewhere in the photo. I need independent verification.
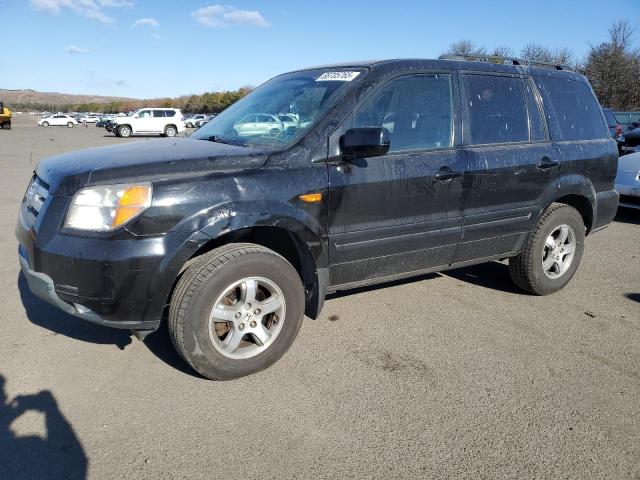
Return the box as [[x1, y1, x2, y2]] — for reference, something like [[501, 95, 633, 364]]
[[535, 76, 607, 141], [354, 74, 453, 152], [463, 75, 528, 145], [152, 110, 166, 118], [165, 110, 176, 117]]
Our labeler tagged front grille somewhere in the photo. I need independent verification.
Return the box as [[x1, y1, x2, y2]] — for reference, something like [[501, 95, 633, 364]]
[[21, 175, 50, 228]]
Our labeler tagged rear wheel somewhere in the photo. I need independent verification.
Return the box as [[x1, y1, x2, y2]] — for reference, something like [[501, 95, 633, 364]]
[[509, 203, 585, 295], [168, 243, 305, 380], [117, 125, 131, 138], [164, 125, 177, 137]]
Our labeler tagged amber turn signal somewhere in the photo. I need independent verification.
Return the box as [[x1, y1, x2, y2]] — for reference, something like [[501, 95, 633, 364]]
[[298, 192, 322, 203]]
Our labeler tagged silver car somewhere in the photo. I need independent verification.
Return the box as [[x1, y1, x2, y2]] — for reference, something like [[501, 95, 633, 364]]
[[233, 114, 284, 137], [615, 152, 640, 209]]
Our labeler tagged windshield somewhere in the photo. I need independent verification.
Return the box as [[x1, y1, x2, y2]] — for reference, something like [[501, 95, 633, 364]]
[[191, 68, 365, 147]]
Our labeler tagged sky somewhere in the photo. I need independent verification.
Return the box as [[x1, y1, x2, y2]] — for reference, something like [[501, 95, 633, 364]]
[[1, 0, 639, 99]]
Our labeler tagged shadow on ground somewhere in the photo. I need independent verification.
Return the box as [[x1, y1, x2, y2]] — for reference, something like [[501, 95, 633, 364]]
[[17, 273, 200, 378], [624, 293, 640, 304], [614, 208, 640, 225], [0, 374, 87, 480]]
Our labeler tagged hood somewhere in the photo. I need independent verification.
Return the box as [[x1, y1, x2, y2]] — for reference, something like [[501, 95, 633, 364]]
[[37, 138, 269, 195]]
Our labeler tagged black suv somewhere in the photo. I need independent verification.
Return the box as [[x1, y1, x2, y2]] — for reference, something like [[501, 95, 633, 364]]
[[17, 59, 618, 379]]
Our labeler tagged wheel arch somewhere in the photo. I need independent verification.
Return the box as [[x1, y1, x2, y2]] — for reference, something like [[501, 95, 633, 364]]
[[156, 210, 327, 323], [539, 174, 597, 234]]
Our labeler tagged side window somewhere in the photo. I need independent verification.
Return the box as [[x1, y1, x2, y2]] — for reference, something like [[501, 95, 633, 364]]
[[138, 110, 151, 119], [463, 75, 529, 145], [353, 73, 454, 152], [534, 76, 608, 141], [165, 110, 176, 118], [152, 110, 166, 118], [524, 79, 546, 141]]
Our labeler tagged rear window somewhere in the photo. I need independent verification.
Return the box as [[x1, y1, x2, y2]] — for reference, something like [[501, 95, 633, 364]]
[[534, 76, 607, 141], [463, 74, 529, 145], [153, 110, 166, 118], [603, 109, 617, 127]]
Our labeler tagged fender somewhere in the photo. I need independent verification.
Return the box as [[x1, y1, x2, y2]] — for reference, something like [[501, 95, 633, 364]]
[[146, 200, 327, 321], [537, 172, 597, 228]]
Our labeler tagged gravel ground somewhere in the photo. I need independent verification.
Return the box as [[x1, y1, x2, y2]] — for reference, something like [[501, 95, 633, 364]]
[[0, 114, 639, 479]]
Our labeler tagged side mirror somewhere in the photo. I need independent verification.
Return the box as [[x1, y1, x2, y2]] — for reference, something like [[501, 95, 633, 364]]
[[340, 127, 390, 160]]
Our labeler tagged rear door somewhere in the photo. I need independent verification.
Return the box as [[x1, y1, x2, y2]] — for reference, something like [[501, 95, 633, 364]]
[[327, 72, 466, 287], [152, 110, 167, 132], [454, 73, 553, 264]]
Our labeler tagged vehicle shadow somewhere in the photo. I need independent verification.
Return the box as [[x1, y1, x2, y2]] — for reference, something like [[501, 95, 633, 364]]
[[17, 273, 200, 377], [614, 208, 639, 225], [443, 261, 524, 294], [624, 293, 640, 304], [0, 374, 87, 480]]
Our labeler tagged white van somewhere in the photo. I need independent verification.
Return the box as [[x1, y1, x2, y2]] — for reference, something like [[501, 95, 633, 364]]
[[111, 108, 185, 137]]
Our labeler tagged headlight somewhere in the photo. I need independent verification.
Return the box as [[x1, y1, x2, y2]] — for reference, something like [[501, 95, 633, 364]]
[[65, 183, 152, 231]]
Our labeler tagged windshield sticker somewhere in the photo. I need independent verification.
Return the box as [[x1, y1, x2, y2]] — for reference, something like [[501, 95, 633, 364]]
[[316, 71, 360, 82]]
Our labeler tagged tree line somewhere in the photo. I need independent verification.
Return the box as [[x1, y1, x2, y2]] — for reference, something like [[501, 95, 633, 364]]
[[445, 21, 640, 110], [7, 87, 253, 115]]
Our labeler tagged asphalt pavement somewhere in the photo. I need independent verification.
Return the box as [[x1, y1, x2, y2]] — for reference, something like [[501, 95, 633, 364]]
[[0, 114, 638, 479]]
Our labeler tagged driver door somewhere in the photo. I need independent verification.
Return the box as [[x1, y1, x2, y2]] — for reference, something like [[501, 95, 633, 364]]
[[327, 72, 466, 287]]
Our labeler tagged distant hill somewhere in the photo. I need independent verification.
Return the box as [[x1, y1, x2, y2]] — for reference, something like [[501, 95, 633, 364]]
[[0, 88, 139, 108]]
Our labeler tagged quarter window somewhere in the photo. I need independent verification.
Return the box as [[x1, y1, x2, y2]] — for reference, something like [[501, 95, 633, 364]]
[[353, 74, 454, 153], [463, 75, 529, 145], [534, 76, 607, 141]]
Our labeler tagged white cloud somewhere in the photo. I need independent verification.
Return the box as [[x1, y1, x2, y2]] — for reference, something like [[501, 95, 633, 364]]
[[191, 5, 270, 28], [66, 45, 90, 54], [30, 0, 133, 25], [130, 17, 159, 29]]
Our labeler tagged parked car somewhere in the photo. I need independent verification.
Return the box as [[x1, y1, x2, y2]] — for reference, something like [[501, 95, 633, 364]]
[[194, 115, 213, 128], [37, 114, 77, 128], [614, 111, 640, 133], [618, 126, 640, 156], [615, 152, 640, 209], [185, 114, 207, 128], [233, 113, 285, 137], [602, 108, 622, 139], [110, 108, 185, 137], [16, 58, 618, 380], [77, 114, 99, 124]]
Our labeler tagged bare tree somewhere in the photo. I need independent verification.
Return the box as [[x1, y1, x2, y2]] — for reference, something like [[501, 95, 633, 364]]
[[521, 44, 574, 65], [446, 40, 487, 56], [583, 20, 640, 109]]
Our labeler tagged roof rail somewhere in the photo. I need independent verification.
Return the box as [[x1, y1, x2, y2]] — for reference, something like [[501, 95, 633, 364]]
[[438, 53, 573, 71]]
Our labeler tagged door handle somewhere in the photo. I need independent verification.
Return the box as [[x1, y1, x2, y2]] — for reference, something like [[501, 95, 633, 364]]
[[537, 157, 560, 170], [434, 168, 463, 182]]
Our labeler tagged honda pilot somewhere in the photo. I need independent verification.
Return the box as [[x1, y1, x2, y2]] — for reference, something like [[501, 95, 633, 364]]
[[16, 58, 619, 380]]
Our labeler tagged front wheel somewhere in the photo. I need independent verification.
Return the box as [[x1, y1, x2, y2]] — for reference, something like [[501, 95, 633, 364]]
[[42, 122, 49, 128], [509, 203, 585, 295], [67, 122, 74, 128], [117, 125, 131, 138], [168, 244, 305, 380]]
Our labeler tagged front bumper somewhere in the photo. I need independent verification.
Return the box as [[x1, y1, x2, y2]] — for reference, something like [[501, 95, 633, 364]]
[[615, 173, 640, 209]]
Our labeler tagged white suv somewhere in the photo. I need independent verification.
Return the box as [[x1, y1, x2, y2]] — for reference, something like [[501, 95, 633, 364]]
[[112, 108, 185, 138]]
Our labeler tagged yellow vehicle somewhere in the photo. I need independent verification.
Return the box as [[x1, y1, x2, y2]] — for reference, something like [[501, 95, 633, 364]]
[[0, 101, 12, 129]]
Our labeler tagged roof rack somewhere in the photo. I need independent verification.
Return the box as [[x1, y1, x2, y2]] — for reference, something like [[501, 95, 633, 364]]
[[438, 53, 573, 71]]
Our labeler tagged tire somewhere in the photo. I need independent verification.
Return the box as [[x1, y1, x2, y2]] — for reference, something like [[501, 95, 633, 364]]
[[509, 203, 585, 295], [117, 125, 131, 138], [164, 125, 177, 137], [185, 122, 193, 128], [67, 122, 74, 128], [42, 122, 49, 128], [168, 243, 305, 380]]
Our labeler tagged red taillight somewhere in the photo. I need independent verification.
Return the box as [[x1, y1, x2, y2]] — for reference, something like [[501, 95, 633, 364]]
[[615, 124, 623, 136]]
